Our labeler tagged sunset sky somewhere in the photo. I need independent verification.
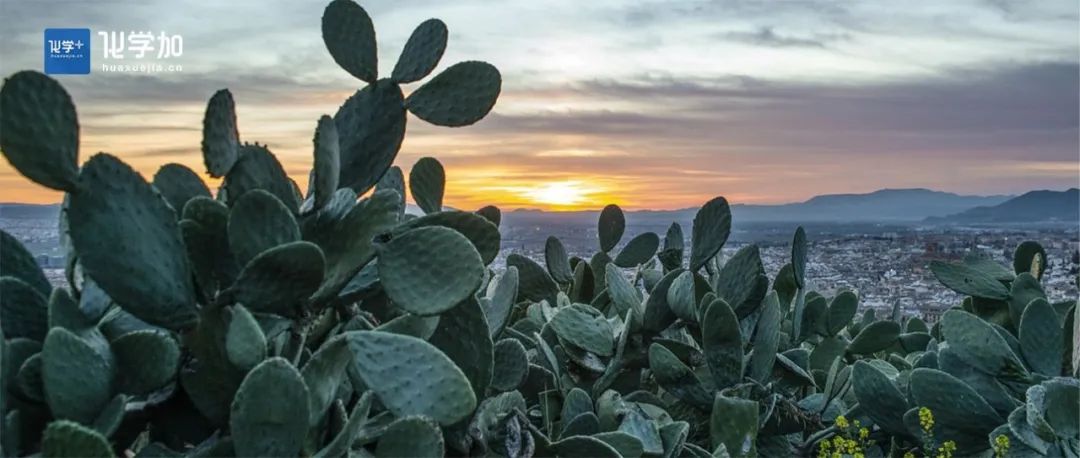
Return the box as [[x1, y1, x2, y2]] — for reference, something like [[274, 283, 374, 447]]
[[1, 0, 1077, 210]]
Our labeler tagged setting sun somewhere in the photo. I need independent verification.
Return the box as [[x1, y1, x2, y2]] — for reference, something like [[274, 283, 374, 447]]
[[523, 181, 596, 207]]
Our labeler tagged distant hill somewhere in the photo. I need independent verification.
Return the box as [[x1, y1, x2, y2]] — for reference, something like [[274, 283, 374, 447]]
[[730, 188, 1012, 222], [928, 188, 1078, 224], [0, 203, 60, 219]]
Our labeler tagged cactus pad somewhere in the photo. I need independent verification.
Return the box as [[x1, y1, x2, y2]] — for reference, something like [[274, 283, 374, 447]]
[[311, 115, 341, 210], [392, 19, 448, 83], [333, 80, 406, 195], [309, 189, 401, 304], [68, 153, 197, 330], [225, 304, 266, 371], [0, 71, 80, 191], [549, 304, 614, 357], [375, 416, 445, 457], [377, 226, 483, 315], [491, 338, 528, 392], [930, 260, 1010, 300], [598, 204, 626, 253], [321, 0, 378, 82], [226, 241, 325, 317], [200, 89, 239, 178], [152, 163, 211, 215], [847, 320, 900, 355], [42, 420, 114, 458], [613, 232, 660, 268], [690, 197, 731, 271], [228, 189, 301, 266], [545, 236, 574, 284], [0, 277, 49, 341], [405, 61, 501, 127], [409, 156, 445, 214], [1, 229, 52, 298], [222, 143, 299, 214], [346, 331, 477, 425], [702, 298, 743, 390], [42, 327, 114, 425], [230, 357, 311, 458], [508, 253, 559, 304], [427, 297, 494, 401], [111, 329, 180, 395], [394, 210, 501, 265]]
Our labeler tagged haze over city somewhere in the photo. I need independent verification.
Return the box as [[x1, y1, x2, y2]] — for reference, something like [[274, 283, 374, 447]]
[[1, 0, 1077, 209]]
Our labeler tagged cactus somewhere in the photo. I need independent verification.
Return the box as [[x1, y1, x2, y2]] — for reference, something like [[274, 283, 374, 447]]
[[0, 1, 1075, 456]]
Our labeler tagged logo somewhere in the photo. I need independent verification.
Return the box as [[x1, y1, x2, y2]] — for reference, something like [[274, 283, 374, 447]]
[[44, 28, 91, 75]]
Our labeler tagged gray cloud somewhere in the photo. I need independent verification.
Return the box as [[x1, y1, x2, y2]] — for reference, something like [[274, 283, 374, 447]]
[[720, 26, 850, 48]]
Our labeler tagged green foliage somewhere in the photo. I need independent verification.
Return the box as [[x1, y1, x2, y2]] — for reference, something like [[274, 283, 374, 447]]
[[0, 3, 1074, 457]]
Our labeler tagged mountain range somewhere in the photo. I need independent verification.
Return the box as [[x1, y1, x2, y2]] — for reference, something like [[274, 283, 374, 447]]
[[2, 188, 1076, 225]]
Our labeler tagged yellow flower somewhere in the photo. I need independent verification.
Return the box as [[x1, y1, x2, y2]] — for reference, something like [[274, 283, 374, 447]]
[[859, 428, 869, 440], [919, 407, 935, 433], [935, 440, 957, 458], [993, 434, 1010, 458], [904, 453, 916, 458], [835, 415, 850, 430]]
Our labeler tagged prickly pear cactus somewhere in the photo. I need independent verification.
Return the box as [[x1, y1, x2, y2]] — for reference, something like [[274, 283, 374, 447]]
[[0, 1, 1075, 457]]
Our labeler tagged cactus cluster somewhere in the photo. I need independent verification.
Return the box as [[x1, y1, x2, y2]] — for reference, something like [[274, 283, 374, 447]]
[[1, 1, 1077, 457]]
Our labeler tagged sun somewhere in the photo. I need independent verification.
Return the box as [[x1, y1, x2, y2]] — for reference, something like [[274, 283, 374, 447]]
[[526, 181, 590, 207]]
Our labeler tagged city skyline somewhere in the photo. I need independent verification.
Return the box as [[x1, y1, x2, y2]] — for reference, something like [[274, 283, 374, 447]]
[[1, 0, 1078, 210]]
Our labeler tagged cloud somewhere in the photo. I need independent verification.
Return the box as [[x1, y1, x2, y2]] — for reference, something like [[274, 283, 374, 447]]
[[720, 26, 850, 48]]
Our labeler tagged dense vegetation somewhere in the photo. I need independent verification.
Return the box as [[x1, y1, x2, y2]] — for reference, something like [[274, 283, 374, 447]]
[[0, 0, 1076, 456]]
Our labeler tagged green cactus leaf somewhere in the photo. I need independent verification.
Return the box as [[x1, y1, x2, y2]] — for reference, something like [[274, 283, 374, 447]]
[[181, 304, 247, 426], [1013, 241, 1046, 280], [940, 310, 1028, 379], [225, 304, 266, 371], [659, 421, 690, 458], [709, 394, 758, 457], [852, 360, 909, 436], [906, 316, 929, 334], [112, 329, 180, 395], [475, 205, 501, 227], [181, 196, 238, 293], [484, 266, 519, 338], [1028, 378, 1079, 441], [230, 357, 311, 458], [553, 435, 621, 458], [42, 420, 115, 458], [311, 115, 341, 210], [549, 304, 614, 357], [619, 406, 664, 456], [333, 80, 406, 195], [42, 327, 114, 424], [375, 416, 445, 458], [405, 61, 501, 127], [930, 260, 1010, 300], [226, 241, 325, 317], [642, 268, 683, 333], [561, 412, 601, 439], [799, 294, 828, 340], [910, 368, 1004, 436], [614, 232, 660, 268], [321, 0, 378, 82], [308, 189, 402, 304], [690, 197, 731, 271], [665, 271, 698, 322], [394, 210, 501, 265], [0, 71, 79, 191], [713, 244, 768, 316], [300, 334, 352, 428], [346, 331, 476, 425], [847, 320, 900, 355], [791, 226, 808, 289], [377, 226, 483, 315], [508, 253, 559, 304], [152, 163, 211, 215], [375, 165, 406, 215], [826, 290, 858, 336], [16, 352, 44, 402], [491, 338, 528, 392], [200, 89, 239, 178], [428, 297, 494, 401], [313, 391, 373, 458], [545, 236, 574, 284], [409, 156, 445, 214], [598, 204, 626, 253], [772, 263, 797, 314], [593, 432, 644, 458], [227, 189, 301, 267], [1, 276, 49, 341], [68, 153, 197, 330], [392, 19, 448, 83], [605, 263, 643, 323], [1019, 298, 1063, 376], [701, 298, 743, 390], [1, 229, 52, 298], [809, 336, 847, 373], [1008, 272, 1046, 328], [568, 260, 595, 304], [898, 332, 932, 353], [91, 393, 127, 437], [748, 291, 781, 383], [648, 343, 711, 409], [222, 143, 298, 213], [376, 314, 440, 339]]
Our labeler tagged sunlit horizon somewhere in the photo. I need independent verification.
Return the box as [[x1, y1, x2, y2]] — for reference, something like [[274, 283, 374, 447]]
[[1, 0, 1077, 211]]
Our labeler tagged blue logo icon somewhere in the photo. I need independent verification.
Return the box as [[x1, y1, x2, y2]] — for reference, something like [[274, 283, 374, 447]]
[[44, 28, 91, 75]]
